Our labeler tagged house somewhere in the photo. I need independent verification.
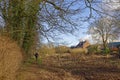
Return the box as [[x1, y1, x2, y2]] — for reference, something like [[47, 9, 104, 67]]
[[75, 40, 90, 48], [108, 42, 120, 51]]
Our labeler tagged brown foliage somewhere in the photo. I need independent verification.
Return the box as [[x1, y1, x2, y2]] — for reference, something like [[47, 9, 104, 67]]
[[18, 53, 120, 80], [0, 36, 22, 80], [55, 46, 70, 53]]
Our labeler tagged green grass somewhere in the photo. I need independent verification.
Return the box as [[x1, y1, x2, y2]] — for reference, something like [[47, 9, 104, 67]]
[[24, 57, 42, 66]]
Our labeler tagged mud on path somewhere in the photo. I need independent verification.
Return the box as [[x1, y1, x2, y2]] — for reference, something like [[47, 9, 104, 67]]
[[17, 54, 120, 80]]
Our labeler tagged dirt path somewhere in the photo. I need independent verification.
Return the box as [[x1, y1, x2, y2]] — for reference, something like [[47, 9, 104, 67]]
[[17, 54, 120, 80], [17, 63, 83, 80]]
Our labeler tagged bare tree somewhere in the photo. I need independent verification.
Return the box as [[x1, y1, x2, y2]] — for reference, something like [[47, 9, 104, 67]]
[[88, 17, 118, 49], [114, 7, 120, 35]]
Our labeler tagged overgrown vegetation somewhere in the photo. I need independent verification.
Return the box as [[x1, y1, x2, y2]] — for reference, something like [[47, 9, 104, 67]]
[[17, 53, 120, 80], [0, 36, 22, 80], [0, 0, 41, 57], [55, 46, 70, 53], [70, 48, 88, 54], [88, 45, 101, 54], [24, 57, 42, 66], [39, 44, 55, 57]]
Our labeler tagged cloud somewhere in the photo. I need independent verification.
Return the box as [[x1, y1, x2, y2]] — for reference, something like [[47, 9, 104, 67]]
[[102, 0, 120, 10], [79, 35, 93, 44], [82, 35, 92, 41]]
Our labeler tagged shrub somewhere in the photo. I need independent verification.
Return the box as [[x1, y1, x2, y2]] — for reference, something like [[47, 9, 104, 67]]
[[0, 36, 22, 80], [88, 45, 101, 54], [39, 45, 55, 57], [25, 57, 42, 65], [55, 46, 70, 53], [70, 48, 88, 54], [102, 48, 110, 54]]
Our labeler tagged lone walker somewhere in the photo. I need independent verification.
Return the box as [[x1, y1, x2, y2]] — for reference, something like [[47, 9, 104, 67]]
[[34, 52, 39, 61]]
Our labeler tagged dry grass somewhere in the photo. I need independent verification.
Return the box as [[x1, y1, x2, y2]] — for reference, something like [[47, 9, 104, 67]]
[[55, 46, 70, 53], [0, 36, 23, 80], [17, 53, 120, 80], [70, 48, 88, 54], [38, 45, 56, 57]]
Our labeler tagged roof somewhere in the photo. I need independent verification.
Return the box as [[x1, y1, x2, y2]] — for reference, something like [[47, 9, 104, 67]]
[[108, 42, 120, 48], [75, 40, 90, 48]]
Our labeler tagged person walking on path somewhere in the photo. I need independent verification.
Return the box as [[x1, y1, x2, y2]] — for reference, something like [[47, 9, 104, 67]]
[[34, 52, 39, 61]]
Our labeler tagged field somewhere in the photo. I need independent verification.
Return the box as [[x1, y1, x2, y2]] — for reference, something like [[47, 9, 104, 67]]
[[17, 53, 120, 80]]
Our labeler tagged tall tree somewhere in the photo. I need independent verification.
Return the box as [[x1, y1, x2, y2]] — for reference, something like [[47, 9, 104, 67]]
[[114, 7, 120, 36], [0, 0, 42, 56], [88, 17, 118, 49]]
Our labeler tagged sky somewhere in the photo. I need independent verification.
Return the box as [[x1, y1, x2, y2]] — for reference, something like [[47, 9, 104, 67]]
[[50, 0, 120, 47], [57, 23, 91, 47]]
